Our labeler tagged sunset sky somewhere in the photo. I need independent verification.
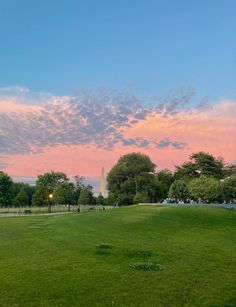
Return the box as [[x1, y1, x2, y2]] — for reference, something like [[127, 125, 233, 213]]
[[0, 1, 235, 193]]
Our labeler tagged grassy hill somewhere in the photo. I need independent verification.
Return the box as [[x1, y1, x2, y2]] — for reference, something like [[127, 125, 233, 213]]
[[0, 205, 235, 307]]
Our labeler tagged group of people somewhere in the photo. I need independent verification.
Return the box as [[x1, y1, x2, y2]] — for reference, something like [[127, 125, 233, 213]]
[[162, 198, 195, 205]]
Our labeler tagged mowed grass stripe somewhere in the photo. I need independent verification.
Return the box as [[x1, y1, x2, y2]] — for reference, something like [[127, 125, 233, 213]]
[[0, 206, 235, 307]]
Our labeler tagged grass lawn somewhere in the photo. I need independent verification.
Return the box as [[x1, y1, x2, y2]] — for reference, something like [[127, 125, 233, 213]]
[[0, 205, 235, 307]]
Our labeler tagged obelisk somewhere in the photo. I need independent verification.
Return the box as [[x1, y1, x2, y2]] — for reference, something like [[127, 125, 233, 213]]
[[99, 167, 105, 197]]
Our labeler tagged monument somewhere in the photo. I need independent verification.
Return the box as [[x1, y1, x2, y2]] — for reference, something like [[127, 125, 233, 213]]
[[99, 167, 105, 197]]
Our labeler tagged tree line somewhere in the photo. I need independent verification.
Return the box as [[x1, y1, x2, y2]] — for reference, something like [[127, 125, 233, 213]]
[[106, 152, 236, 205], [0, 172, 96, 211], [0, 151, 235, 210]]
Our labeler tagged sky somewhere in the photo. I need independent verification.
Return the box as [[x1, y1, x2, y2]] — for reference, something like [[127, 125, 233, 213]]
[[0, 0, 235, 193]]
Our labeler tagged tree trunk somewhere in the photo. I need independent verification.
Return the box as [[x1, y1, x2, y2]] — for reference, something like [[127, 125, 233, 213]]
[[134, 176, 138, 194]]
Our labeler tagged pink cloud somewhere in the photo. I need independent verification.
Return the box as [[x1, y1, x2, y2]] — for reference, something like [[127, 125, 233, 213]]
[[0, 90, 235, 179]]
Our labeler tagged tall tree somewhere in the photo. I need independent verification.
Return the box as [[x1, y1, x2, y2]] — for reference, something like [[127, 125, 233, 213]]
[[175, 152, 224, 180], [107, 152, 155, 205], [73, 175, 86, 205], [53, 182, 75, 211], [79, 188, 94, 205], [155, 170, 174, 200], [35, 171, 69, 212], [32, 185, 48, 207], [0, 171, 14, 207]]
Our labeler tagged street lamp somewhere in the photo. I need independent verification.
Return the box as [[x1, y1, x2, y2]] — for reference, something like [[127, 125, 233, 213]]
[[48, 193, 53, 213]]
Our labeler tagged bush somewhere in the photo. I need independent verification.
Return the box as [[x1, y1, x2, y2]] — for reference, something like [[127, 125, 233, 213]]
[[133, 192, 150, 204]]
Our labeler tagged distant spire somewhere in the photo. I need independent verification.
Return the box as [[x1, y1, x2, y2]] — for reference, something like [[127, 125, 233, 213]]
[[99, 167, 105, 197]]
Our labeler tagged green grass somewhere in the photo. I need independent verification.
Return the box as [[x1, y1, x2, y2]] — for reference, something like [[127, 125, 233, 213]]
[[0, 205, 235, 307]]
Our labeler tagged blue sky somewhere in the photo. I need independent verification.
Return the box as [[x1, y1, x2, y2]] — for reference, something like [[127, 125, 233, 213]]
[[0, 0, 235, 102]]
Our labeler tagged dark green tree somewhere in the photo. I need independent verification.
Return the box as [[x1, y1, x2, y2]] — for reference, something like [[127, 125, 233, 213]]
[[133, 192, 150, 204], [79, 188, 94, 205], [168, 180, 189, 200], [35, 171, 69, 212], [32, 185, 49, 207], [221, 174, 236, 203], [73, 175, 86, 205], [152, 170, 174, 201], [13, 182, 35, 206], [175, 152, 224, 180], [107, 152, 155, 205], [0, 171, 14, 207], [97, 194, 106, 206], [14, 188, 29, 207], [53, 182, 75, 211]]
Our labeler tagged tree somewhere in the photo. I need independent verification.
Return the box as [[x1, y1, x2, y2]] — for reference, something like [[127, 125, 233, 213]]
[[15, 188, 29, 207], [152, 170, 174, 201], [175, 152, 224, 180], [79, 188, 94, 205], [13, 182, 35, 206], [221, 174, 236, 203], [133, 192, 150, 204], [107, 152, 155, 205], [223, 163, 236, 178], [32, 185, 49, 207], [188, 175, 220, 203], [35, 171, 69, 212], [97, 194, 106, 206], [73, 175, 86, 205], [0, 171, 14, 207], [174, 162, 198, 181], [168, 180, 189, 200], [53, 182, 75, 211]]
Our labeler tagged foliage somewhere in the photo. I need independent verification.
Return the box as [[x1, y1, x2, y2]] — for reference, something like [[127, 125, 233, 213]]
[[0, 171, 14, 207], [35, 171, 69, 212], [106, 192, 116, 206], [32, 185, 49, 207], [188, 175, 220, 202], [36, 171, 69, 194], [221, 174, 236, 203], [168, 180, 189, 200], [14, 188, 29, 207], [97, 194, 106, 205], [150, 169, 174, 201], [107, 152, 155, 205], [223, 163, 236, 178], [73, 175, 86, 205], [79, 188, 94, 205], [13, 182, 35, 206], [175, 151, 224, 180], [53, 182, 75, 205], [133, 192, 150, 204]]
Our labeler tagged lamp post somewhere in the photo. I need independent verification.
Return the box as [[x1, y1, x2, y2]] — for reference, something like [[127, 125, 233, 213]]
[[48, 193, 53, 213]]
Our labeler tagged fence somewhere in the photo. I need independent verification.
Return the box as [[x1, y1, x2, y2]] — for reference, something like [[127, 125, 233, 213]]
[[0, 204, 113, 217]]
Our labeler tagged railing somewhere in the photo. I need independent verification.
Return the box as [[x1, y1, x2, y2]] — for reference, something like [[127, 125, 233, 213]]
[[0, 204, 113, 217]]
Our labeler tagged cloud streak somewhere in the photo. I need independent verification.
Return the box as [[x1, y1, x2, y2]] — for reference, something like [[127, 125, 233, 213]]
[[0, 86, 235, 179], [0, 87, 193, 155]]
